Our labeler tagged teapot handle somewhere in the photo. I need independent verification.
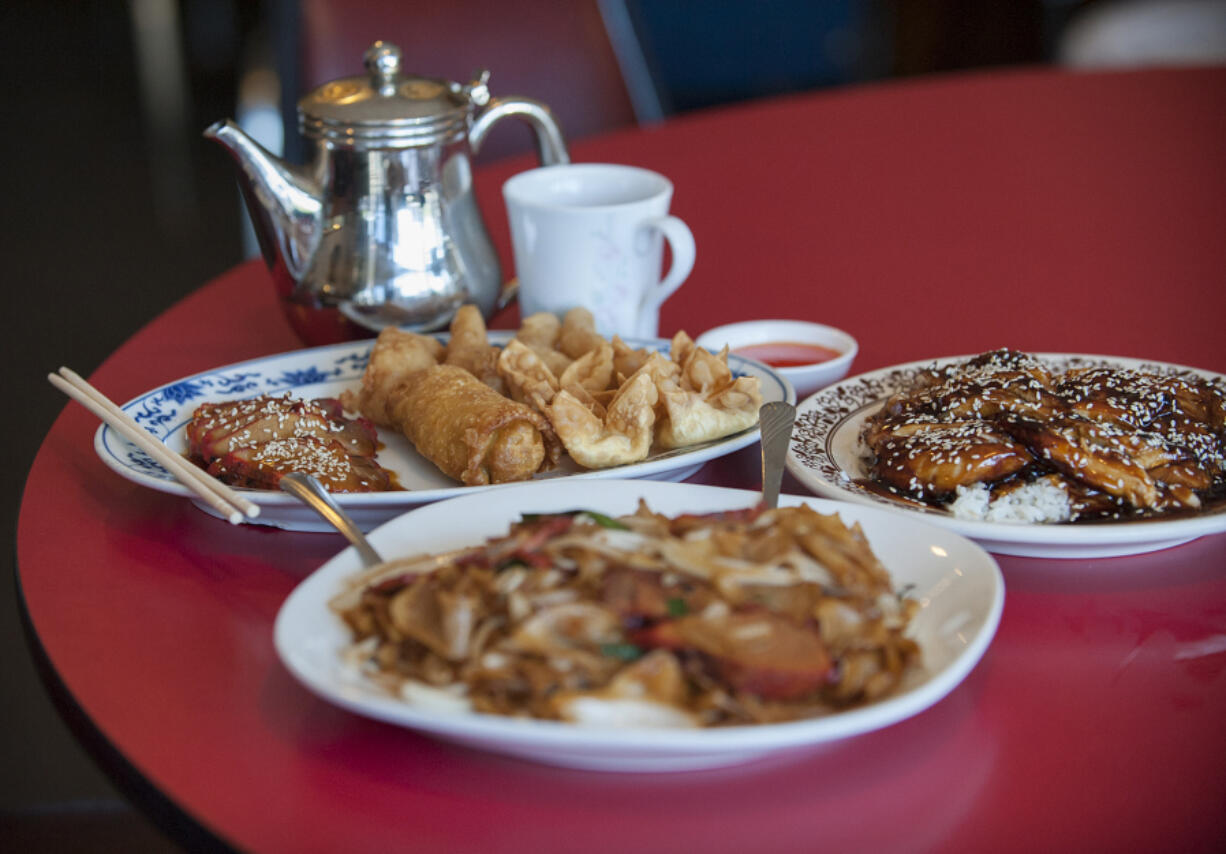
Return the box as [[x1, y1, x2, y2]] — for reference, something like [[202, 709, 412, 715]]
[[470, 97, 570, 166]]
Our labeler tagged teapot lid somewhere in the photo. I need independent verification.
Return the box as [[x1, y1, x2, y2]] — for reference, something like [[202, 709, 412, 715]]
[[298, 41, 489, 147]]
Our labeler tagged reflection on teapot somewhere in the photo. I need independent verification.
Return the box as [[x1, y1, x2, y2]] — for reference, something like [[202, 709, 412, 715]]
[[205, 41, 568, 345]]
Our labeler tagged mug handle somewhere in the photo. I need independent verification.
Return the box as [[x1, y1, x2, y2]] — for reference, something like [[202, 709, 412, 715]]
[[639, 215, 696, 331]]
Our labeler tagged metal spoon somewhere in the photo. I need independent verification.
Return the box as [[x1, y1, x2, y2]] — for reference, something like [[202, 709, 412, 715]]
[[279, 472, 384, 567], [759, 401, 797, 509]]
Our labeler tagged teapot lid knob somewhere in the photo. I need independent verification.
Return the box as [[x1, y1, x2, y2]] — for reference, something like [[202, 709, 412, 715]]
[[364, 40, 402, 96], [299, 40, 475, 146], [465, 69, 492, 107]]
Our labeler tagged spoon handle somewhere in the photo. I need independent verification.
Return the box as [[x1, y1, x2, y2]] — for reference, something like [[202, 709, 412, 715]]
[[279, 472, 385, 567], [759, 401, 797, 509]]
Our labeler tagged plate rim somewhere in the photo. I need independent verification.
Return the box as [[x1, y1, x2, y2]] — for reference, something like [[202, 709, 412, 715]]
[[785, 352, 1226, 554]]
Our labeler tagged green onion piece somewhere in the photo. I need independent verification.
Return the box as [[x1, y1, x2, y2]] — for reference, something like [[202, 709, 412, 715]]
[[581, 511, 630, 530], [599, 642, 644, 661], [519, 510, 629, 530], [667, 597, 689, 616]]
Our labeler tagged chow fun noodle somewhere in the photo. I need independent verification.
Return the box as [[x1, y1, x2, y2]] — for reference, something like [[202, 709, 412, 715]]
[[331, 502, 920, 728]]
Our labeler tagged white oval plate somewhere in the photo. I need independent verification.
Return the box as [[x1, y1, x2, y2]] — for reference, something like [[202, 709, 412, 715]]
[[274, 479, 1003, 772], [93, 334, 793, 531], [787, 353, 1226, 558]]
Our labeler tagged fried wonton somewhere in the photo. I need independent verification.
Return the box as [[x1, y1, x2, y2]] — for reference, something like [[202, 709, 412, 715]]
[[669, 329, 699, 367], [655, 373, 763, 448], [497, 338, 560, 414], [548, 370, 659, 468], [559, 381, 607, 420], [636, 351, 683, 390], [671, 331, 733, 395], [649, 337, 763, 448], [445, 304, 504, 394], [559, 342, 615, 395], [517, 311, 561, 349], [516, 312, 573, 377], [612, 336, 652, 380], [558, 307, 606, 359]]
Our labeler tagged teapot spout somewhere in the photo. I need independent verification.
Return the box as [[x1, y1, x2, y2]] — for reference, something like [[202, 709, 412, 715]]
[[203, 119, 322, 279]]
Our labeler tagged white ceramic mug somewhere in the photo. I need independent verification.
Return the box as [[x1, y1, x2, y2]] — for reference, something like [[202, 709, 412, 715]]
[[503, 163, 696, 338]]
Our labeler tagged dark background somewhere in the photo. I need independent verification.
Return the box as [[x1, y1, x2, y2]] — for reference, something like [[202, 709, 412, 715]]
[[3, 0, 1205, 849]]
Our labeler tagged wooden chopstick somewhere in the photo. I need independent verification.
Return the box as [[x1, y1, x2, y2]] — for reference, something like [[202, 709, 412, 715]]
[[48, 367, 261, 525]]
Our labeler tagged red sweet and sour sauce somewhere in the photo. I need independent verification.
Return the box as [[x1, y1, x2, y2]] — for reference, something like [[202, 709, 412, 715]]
[[732, 341, 841, 368]]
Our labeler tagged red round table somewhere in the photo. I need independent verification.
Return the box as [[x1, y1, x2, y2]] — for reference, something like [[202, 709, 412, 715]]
[[18, 67, 1226, 853]]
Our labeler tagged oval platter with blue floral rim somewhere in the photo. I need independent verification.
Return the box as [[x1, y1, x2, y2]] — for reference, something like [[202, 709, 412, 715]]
[[94, 333, 793, 531]]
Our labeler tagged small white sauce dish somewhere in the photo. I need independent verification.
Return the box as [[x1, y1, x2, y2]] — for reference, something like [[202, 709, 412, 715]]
[[695, 319, 858, 399]]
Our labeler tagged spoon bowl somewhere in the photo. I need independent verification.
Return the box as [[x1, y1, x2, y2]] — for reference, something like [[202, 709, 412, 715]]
[[758, 401, 797, 508]]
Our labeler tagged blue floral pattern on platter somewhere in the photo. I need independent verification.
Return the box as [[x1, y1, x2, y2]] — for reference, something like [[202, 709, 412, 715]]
[[101, 343, 374, 480]]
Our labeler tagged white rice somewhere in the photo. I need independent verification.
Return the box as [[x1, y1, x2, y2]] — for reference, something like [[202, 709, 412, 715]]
[[949, 479, 1072, 524]]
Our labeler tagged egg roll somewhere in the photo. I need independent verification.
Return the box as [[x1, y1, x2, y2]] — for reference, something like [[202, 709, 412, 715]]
[[388, 364, 559, 485], [350, 327, 443, 426]]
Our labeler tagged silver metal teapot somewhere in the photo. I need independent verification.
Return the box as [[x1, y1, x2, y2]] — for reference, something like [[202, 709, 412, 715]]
[[205, 40, 568, 344]]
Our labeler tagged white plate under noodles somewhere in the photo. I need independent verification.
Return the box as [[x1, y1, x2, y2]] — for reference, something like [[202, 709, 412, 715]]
[[274, 479, 1003, 772]]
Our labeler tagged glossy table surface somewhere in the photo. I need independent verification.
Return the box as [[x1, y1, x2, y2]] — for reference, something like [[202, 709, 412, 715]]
[[18, 66, 1226, 852]]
